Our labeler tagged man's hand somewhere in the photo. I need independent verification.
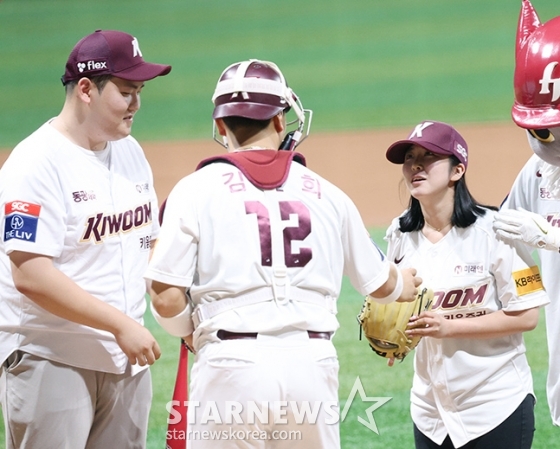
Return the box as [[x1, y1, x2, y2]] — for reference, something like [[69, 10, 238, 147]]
[[114, 317, 161, 366], [493, 207, 560, 251], [396, 268, 423, 303]]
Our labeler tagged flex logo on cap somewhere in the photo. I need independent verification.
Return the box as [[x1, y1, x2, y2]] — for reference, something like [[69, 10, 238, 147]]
[[4, 201, 41, 243], [77, 60, 108, 74]]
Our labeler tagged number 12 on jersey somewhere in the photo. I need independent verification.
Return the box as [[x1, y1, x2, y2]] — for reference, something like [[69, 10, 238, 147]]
[[245, 200, 312, 268]]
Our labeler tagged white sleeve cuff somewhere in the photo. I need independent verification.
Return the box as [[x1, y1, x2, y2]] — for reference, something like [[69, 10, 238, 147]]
[[150, 301, 194, 337]]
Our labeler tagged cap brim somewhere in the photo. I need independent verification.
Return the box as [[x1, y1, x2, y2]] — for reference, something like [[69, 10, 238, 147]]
[[386, 141, 413, 164], [512, 102, 560, 129], [213, 102, 283, 120], [385, 140, 452, 164], [114, 62, 172, 81]]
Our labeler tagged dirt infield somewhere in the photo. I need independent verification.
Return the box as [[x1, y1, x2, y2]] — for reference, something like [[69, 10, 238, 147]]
[[0, 122, 532, 228], [141, 121, 533, 228]]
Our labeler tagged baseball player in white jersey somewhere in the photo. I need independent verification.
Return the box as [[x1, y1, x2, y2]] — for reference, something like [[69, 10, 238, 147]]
[[385, 120, 549, 449], [144, 59, 421, 448], [0, 30, 171, 448], [492, 0, 560, 429]]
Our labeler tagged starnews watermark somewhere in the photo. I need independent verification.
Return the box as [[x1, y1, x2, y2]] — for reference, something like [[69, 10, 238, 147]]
[[167, 428, 301, 442], [166, 376, 392, 440]]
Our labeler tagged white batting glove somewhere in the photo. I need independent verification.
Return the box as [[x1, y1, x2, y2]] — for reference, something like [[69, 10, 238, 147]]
[[493, 208, 560, 252]]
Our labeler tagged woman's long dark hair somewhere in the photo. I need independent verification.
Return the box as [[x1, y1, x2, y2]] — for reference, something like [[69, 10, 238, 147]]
[[399, 155, 498, 233]]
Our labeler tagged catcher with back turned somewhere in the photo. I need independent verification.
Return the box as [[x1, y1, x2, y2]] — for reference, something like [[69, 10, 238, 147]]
[[381, 120, 549, 449], [144, 59, 422, 449]]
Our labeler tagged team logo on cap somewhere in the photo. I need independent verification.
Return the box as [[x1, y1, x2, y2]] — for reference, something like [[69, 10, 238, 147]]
[[131, 37, 142, 57], [409, 122, 433, 139]]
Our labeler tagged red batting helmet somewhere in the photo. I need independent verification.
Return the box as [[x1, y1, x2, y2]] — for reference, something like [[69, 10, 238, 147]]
[[513, 0, 560, 129]]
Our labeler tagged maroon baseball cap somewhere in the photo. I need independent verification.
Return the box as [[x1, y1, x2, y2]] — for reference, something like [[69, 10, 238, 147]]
[[386, 120, 468, 168], [61, 30, 171, 85]]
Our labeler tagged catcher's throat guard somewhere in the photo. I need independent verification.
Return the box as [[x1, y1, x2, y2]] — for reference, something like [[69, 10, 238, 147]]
[[358, 287, 434, 361]]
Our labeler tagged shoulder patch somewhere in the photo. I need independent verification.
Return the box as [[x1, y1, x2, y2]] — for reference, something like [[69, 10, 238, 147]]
[[3, 201, 41, 243], [513, 266, 544, 296]]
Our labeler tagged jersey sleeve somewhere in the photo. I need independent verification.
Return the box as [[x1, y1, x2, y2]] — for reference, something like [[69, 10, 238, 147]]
[[341, 194, 390, 296], [1, 146, 65, 257], [489, 214, 549, 312], [144, 177, 198, 288]]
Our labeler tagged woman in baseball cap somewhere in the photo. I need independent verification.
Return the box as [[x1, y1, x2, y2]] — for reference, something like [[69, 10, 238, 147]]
[[382, 120, 547, 449]]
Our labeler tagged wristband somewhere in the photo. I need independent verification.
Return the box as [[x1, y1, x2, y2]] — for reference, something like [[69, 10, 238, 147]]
[[150, 301, 194, 337], [376, 267, 403, 304]]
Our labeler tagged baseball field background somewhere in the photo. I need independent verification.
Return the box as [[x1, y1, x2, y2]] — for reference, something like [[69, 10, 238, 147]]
[[0, 0, 558, 447]]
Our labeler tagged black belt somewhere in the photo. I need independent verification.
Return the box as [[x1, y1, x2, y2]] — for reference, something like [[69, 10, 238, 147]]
[[217, 330, 332, 341]]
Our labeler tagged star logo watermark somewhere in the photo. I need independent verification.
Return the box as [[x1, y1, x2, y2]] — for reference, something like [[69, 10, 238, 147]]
[[340, 376, 392, 434]]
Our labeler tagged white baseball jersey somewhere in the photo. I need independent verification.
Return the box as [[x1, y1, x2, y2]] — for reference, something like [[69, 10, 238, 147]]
[[0, 120, 159, 374], [502, 153, 560, 426], [386, 210, 549, 447], [145, 150, 390, 345]]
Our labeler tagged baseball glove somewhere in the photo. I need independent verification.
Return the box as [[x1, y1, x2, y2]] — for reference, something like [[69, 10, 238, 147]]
[[357, 287, 434, 361]]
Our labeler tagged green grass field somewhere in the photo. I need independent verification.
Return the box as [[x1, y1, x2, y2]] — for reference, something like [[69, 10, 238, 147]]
[[1, 0, 560, 149]]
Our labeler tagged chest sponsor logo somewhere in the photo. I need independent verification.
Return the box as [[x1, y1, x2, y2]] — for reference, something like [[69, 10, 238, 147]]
[[136, 183, 149, 193], [3, 201, 41, 243], [513, 266, 544, 296], [539, 187, 555, 200], [432, 284, 488, 311], [81, 202, 152, 243], [72, 190, 96, 202], [454, 264, 484, 275]]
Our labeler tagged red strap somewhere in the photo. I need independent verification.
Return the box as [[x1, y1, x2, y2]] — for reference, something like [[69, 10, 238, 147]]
[[165, 341, 189, 448], [196, 150, 306, 190]]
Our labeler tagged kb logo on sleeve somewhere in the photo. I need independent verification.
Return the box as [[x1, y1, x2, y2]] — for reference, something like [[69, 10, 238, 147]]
[[3, 201, 41, 243]]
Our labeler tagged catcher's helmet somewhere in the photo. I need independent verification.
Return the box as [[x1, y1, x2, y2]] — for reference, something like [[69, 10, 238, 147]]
[[211, 59, 312, 149], [513, 0, 560, 129]]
